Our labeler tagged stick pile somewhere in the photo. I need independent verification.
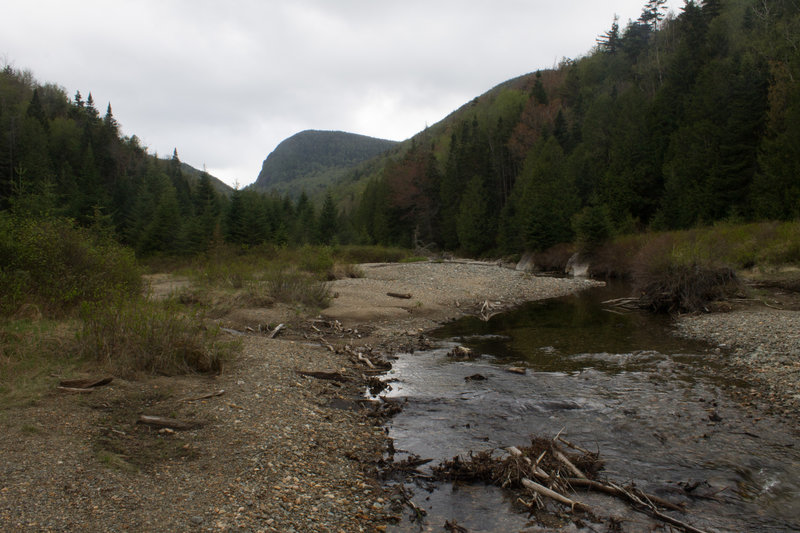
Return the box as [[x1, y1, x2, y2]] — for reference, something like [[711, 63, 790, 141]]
[[431, 434, 709, 533]]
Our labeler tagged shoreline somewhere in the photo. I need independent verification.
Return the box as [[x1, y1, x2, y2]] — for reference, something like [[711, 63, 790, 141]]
[[2, 260, 796, 531], [0, 261, 599, 532], [676, 307, 800, 416]]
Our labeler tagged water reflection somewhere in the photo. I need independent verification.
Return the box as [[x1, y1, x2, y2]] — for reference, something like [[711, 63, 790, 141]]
[[384, 284, 800, 532]]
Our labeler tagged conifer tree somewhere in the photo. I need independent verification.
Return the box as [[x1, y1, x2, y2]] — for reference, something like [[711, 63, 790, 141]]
[[317, 190, 338, 245], [456, 176, 493, 256]]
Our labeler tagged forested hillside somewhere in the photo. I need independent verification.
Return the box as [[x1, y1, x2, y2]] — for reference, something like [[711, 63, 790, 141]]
[[252, 130, 398, 200], [0, 67, 342, 254], [3, 0, 798, 259], [349, 0, 800, 254]]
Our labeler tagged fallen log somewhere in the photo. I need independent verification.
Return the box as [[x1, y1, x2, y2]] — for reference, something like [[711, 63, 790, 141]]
[[137, 415, 196, 430], [387, 292, 413, 299]]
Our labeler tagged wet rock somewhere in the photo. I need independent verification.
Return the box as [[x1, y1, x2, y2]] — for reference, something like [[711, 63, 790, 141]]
[[448, 345, 473, 358]]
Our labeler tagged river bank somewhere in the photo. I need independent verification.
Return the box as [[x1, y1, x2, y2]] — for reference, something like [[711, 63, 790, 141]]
[[0, 261, 598, 532], [676, 307, 800, 416], [3, 260, 796, 531]]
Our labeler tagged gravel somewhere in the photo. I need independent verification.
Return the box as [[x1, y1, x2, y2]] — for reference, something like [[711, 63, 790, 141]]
[[676, 308, 800, 415], [1, 261, 599, 532]]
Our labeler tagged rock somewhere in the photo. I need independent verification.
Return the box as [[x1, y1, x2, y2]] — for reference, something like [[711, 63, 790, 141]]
[[448, 345, 473, 358], [565, 253, 591, 278], [516, 252, 537, 272]]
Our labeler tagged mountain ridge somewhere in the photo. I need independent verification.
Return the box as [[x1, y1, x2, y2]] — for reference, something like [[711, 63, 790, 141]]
[[251, 130, 399, 198]]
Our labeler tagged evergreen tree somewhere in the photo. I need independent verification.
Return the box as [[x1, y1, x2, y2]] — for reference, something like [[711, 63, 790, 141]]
[[456, 175, 493, 256], [317, 190, 338, 245], [517, 138, 578, 251], [597, 15, 621, 54]]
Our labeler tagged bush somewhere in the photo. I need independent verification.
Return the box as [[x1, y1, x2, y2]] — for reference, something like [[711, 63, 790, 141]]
[[264, 268, 332, 308], [298, 245, 335, 276], [332, 245, 418, 264], [631, 233, 740, 313], [78, 297, 236, 375], [0, 215, 141, 316]]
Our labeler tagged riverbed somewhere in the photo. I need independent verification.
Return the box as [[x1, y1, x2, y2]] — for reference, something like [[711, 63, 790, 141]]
[[381, 284, 800, 532]]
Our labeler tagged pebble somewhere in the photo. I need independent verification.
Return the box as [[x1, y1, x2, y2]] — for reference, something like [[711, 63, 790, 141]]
[[677, 309, 800, 414]]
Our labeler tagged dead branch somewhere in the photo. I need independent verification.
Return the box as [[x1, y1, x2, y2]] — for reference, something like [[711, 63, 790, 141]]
[[610, 482, 707, 533], [57, 386, 96, 394], [137, 415, 196, 430], [521, 478, 591, 512], [387, 292, 413, 299], [268, 323, 285, 338], [180, 390, 225, 402], [567, 478, 683, 512], [296, 370, 350, 383], [555, 450, 587, 479], [357, 353, 376, 369], [557, 435, 593, 456]]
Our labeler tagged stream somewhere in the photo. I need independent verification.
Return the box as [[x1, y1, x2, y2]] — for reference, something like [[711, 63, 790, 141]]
[[380, 283, 800, 532]]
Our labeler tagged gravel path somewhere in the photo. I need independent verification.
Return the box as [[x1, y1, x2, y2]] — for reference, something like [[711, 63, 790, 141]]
[[1, 261, 598, 532], [677, 308, 800, 415]]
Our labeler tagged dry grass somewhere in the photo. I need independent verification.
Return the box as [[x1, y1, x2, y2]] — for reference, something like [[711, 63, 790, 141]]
[[77, 297, 238, 376]]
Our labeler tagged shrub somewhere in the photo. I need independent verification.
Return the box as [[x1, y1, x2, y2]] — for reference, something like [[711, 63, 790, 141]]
[[298, 245, 335, 276], [329, 263, 364, 280], [332, 245, 417, 264], [0, 215, 141, 316], [631, 233, 740, 313], [264, 268, 332, 308], [78, 297, 236, 375]]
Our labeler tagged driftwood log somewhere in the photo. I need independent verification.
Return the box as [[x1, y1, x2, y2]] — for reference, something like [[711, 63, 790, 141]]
[[137, 415, 197, 430], [387, 292, 413, 299]]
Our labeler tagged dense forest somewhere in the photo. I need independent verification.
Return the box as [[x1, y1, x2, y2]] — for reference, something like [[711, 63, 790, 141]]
[[350, 0, 800, 254], [0, 68, 343, 254], [2, 0, 798, 259]]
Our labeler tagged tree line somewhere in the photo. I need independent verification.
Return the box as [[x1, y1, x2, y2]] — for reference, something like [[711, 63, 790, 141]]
[[350, 0, 800, 255], [0, 65, 342, 255]]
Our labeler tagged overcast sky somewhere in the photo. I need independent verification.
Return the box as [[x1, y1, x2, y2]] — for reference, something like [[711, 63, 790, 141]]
[[2, 1, 674, 187]]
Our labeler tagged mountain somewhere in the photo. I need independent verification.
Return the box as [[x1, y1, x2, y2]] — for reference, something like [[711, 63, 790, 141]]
[[251, 130, 398, 198], [177, 161, 232, 195]]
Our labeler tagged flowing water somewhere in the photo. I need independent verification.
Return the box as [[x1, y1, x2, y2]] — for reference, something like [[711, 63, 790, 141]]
[[381, 284, 800, 532]]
